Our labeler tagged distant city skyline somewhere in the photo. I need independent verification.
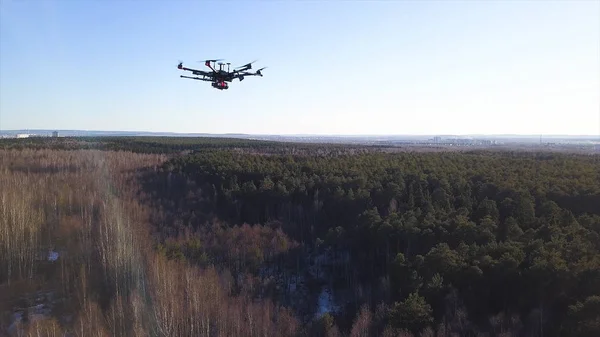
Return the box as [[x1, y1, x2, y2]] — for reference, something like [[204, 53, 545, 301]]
[[1, 1, 599, 135]]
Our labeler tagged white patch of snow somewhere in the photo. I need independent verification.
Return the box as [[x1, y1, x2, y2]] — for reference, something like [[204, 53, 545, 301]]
[[48, 250, 59, 261], [7, 293, 56, 336], [315, 287, 333, 318]]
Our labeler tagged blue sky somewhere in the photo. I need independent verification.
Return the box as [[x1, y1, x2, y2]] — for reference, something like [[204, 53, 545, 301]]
[[1, 0, 598, 135]]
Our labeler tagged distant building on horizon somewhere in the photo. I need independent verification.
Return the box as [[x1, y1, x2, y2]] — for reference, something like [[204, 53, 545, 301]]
[[52, 131, 59, 138]]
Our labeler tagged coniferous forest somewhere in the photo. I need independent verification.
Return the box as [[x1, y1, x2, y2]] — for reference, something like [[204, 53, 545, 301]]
[[1, 137, 599, 337]]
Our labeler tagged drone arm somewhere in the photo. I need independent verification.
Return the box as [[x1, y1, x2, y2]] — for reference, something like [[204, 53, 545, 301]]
[[233, 71, 262, 79], [204, 61, 218, 73], [179, 65, 213, 77], [180, 75, 212, 82], [232, 73, 250, 81], [180, 65, 197, 72]]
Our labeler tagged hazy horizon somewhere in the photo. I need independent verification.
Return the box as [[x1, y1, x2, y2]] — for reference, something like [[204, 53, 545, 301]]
[[1, 1, 599, 135], [2, 128, 598, 138]]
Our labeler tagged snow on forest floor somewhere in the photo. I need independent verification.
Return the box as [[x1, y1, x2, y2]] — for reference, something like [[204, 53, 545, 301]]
[[6, 250, 63, 336]]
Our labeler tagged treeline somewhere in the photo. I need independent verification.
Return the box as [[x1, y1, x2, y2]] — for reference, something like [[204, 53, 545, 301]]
[[0, 136, 385, 156], [1, 136, 280, 154], [143, 148, 600, 336]]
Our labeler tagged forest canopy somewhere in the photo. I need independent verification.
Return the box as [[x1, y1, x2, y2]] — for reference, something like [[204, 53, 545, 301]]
[[1, 136, 599, 336]]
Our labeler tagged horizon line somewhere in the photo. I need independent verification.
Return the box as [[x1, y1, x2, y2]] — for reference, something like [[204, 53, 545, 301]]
[[1, 129, 599, 138]]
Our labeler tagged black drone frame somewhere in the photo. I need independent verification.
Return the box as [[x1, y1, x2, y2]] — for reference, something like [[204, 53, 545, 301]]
[[177, 59, 267, 90]]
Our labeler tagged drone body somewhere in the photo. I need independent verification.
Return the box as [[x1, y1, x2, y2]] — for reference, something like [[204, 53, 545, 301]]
[[177, 59, 266, 90]]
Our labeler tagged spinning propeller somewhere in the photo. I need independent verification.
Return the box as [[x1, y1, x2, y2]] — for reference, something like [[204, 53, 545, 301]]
[[256, 67, 267, 76], [235, 60, 258, 70], [199, 59, 224, 63]]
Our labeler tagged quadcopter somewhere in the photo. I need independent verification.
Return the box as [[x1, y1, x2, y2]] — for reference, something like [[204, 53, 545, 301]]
[[177, 59, 267, 90]]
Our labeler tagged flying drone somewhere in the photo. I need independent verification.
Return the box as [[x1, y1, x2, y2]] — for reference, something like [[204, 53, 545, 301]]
[[177, 59, 267, 90]]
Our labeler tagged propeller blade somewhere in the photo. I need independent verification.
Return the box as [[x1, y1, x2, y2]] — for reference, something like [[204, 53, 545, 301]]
[[235, 59, 258, 69], [198, 59, 224, 63]]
